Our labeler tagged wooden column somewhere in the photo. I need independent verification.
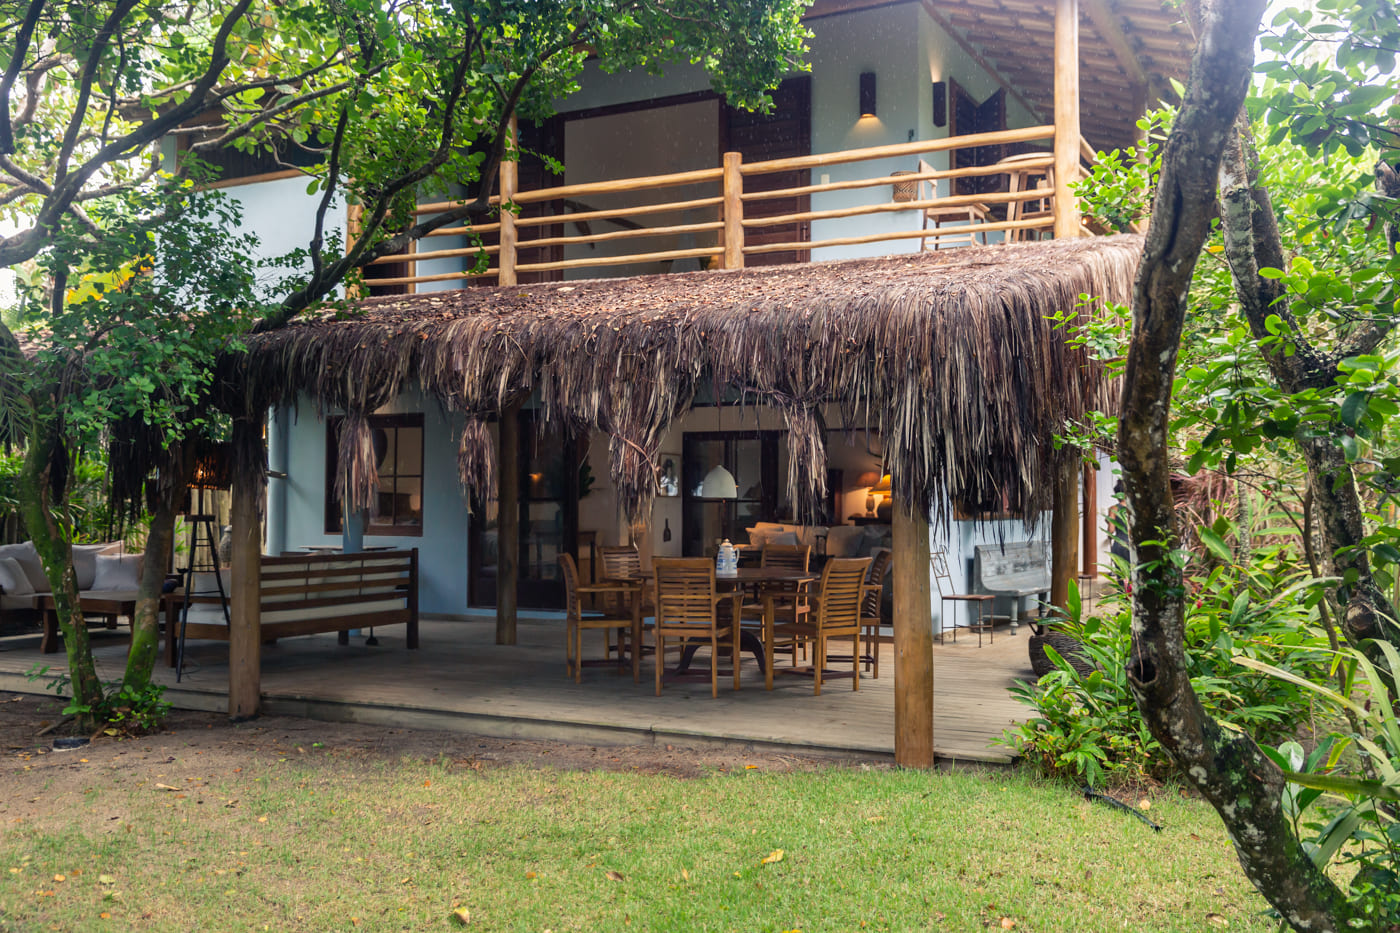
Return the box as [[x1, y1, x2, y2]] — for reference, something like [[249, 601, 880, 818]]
[[228, 413, 265, 720], [892, 499, 934, 768], [1081, 464, 1098, 577], [496, 400, 520, 645], [1049, 455, 1080, 610], [722, 151, 744, 270], [498, 116, 519, 287], [1052, 0, 1082, 240]]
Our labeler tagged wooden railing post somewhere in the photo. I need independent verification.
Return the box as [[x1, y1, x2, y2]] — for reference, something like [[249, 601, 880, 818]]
[[1053, 0, 1082, 239], [893, 496, 934, 768], [722, 151, 744, 269], [499, 116, 519, 286], [344, 203, 364, 300]]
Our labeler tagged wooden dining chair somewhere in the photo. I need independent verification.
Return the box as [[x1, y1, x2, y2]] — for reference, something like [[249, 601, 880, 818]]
[[859, 548, 892, 677], [777, 556, 871, 695], [559, 553, 643, 683], [917, 158, 990, 249], [740, 543, 810, 666], [652, 558, 740, 698]]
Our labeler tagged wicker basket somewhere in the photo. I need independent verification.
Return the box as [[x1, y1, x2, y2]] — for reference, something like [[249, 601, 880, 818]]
[[890, 170, 918, 203], [1029, 629, 1095, 679]]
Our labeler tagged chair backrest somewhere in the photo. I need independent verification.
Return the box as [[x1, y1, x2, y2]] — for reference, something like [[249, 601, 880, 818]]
[[598, 545, 642, 581], [557, 553, 582, 621], [760, 543, 810, 572], [861, 548, 892, 616], [817, 557, 871, 629], [930, 548, 955, 598], [917, 158, 936, 202], [653, 558, 717, 630]]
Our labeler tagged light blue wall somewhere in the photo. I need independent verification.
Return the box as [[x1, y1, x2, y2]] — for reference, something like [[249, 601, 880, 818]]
[[276, 391, 472, 616], [220, 176, 348, 293]]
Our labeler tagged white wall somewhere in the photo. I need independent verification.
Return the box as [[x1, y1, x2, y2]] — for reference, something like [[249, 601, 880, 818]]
[[219, 176, 348, 293], [276, 390, 472, 616]]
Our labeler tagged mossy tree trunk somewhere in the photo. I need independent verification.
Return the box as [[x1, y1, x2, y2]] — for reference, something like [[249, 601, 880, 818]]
[[1117, 1, 1355, 929], [16, 408, 102, 728], [121, 443, 192, 693]]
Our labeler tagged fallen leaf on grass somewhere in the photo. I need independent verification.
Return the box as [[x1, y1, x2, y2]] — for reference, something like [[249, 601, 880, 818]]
[[154, 784, 180, 792], [99, 912, 110, 919], [680, 869, 690, 882], [525, 871, 537, 880], [999, 919, 1017, 930], [1206, 914, 1228, 927], [761, 850, 784, 865], [450, 907, 471, 925], [52, 874, 65, 883], [1138, 799, 1151, 811], [256, 817, 267, 823], [98, 875, 116, 885], [605, 870, 624, 882]]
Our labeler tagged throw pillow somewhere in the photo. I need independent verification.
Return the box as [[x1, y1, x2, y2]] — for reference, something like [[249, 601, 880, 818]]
[[769, 531, 800, 546], [0, 557, 35, 596], [72, 543, 109, 591], [0, 542, 48, 593], [91, 554, 142, 592]]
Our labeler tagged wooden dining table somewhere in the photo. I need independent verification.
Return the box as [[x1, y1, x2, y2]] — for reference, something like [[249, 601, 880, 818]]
[[616, 566, 818, 690]]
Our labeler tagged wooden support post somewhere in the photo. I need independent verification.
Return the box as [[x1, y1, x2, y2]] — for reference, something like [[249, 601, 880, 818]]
[[1050, 455, 1080, 610], [892, 499, 934, 769], [1082, 464, 1098, 578], [344, 203, 364, 300], [722, 151, 744, 270], [228, 413, 265, 720], [496, 400, 520, 645], [1052, 0, 1082, 240], [499, 116, 519, 287]]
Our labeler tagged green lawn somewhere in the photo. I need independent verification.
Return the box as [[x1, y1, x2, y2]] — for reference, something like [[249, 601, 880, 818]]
[[1, 757, 1273, 932]]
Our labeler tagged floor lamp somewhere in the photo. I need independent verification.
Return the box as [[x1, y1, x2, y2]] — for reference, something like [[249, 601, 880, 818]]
[[176, 443, 231, 681]]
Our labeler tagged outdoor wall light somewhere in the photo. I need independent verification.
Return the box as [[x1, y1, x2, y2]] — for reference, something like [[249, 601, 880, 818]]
[[932, 80, 947, 127], [859, 71, 877, 118]]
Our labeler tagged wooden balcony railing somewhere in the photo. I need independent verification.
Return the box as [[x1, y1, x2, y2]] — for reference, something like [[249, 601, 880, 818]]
[[362, 124, 1096, 290]]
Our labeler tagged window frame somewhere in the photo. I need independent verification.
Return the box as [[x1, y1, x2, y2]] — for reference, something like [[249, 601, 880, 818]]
[[324, 413, 426, 537]]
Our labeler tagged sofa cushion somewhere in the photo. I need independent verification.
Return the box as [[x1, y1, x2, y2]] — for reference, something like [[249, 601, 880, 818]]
[[0, 542, 47, 592], [73, 543, 109, 591], [93, 554, 142, 591], [825, 525, 864, 558], [0, 557, 35, 597]]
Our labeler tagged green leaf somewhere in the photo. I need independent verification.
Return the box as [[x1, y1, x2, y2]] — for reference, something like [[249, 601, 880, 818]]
[[1282, 771, 1400, 802], [1198, 528, 1233, 562], [1340, 391, 1369, 428]]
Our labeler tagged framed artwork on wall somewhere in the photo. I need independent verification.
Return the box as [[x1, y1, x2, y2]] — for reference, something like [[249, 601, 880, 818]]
[[658, 452, 681, 497]]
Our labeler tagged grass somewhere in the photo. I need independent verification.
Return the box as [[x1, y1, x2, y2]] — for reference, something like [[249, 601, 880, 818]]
[[0, 758, 1275, 933]]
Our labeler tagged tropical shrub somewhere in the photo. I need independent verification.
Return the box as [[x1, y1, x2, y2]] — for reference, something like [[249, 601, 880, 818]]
[[1007, 547, 1333, 788]]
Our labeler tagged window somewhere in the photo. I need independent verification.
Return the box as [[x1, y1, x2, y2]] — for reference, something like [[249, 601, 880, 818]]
[[325, 414, 425, 536]]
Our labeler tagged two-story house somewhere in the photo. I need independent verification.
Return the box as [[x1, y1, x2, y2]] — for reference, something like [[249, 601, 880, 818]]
[[211, 0, 1189, 765]]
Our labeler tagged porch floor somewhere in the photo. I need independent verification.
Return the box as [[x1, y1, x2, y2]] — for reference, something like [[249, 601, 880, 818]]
[[0, 617, 1036, 764]]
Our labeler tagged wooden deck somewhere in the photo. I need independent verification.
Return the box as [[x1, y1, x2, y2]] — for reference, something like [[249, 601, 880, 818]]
[[0, 616, 1036, 764]]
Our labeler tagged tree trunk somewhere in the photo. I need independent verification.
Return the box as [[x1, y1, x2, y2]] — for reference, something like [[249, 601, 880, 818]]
[[17, 411, 102, 728], [122, 491, 178, 692], [1118, 2, 1354, 929]]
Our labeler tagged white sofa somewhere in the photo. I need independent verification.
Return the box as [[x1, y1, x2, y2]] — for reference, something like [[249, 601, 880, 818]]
[[0, 541, 143, 649], [744, 521, 891, 559]]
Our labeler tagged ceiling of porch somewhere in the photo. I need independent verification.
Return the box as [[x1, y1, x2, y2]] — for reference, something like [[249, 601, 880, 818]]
[[809, 0, 1194, 152]]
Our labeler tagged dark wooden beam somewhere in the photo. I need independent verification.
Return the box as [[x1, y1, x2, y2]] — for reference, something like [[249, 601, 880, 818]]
[[496, 400, 521, 645]]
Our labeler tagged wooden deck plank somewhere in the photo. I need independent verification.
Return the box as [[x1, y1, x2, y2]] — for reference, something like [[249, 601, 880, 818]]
[[0, 617, 1035, 763]]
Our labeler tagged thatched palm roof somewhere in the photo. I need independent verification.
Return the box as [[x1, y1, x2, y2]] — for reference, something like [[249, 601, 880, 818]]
[[227, 234, 1142, 525]]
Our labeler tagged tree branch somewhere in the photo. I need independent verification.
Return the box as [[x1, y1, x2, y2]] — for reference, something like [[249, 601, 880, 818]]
[[0, 0, 47, 154]]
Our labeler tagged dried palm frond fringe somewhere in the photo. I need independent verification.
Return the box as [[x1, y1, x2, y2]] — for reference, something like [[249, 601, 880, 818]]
[[222, 235, 1141, 526]]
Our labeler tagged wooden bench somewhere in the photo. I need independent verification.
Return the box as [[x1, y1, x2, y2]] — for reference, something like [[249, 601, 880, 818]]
[[164, 549, 418, 666], [973, 541, 1050, 633]]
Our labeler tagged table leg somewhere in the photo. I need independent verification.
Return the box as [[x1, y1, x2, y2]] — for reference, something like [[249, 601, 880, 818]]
[[630, 589, 642, 684], [39, 605, 59, 654], [731, 594, 742, 691], [764, 593, 775, 691]]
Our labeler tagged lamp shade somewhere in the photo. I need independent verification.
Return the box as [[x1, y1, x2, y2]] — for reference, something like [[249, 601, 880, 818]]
[[190, 442, 231, 490], [855, 471, 881, 489], [871, 474, 892, 493], [700, 464, 738, 499]]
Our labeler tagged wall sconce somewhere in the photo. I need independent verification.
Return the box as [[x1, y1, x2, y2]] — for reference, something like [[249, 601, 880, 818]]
[[859, 72, 877, 118], [932, 81, 947, 127]]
